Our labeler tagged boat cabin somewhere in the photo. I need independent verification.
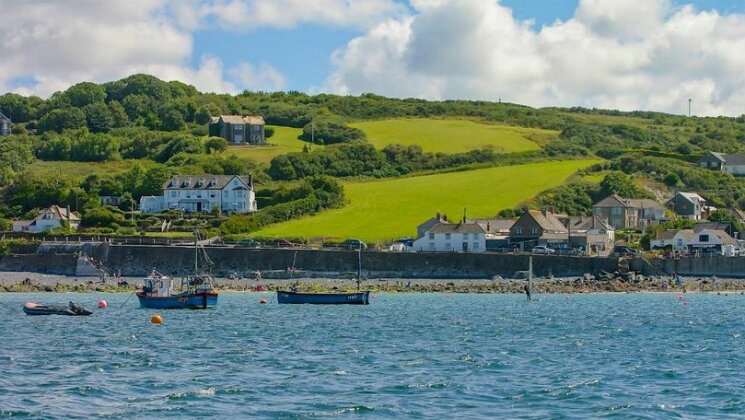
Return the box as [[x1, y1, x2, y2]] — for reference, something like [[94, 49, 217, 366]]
[[143, 275, 174, 297]]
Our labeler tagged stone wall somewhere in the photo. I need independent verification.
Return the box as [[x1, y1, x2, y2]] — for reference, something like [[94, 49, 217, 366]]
[[0, 253, 78, 275], [83, 244, 619, 278], [662, 256, 745, 278]]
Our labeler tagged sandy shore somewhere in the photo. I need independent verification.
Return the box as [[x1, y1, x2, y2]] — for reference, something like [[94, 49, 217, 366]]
[[2, 271, 745, 294]]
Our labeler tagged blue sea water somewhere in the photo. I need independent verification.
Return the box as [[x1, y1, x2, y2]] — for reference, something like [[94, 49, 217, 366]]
[[1, 292, 744, 418]]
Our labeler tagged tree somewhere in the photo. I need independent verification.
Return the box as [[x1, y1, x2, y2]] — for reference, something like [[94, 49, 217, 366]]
[[161, 109, 186, 131], [599, 172, 644, 198], [0, 93, 39, 122], [81, 207, 125, 228], [663, 172, 681, 187], [37, 108, 86, 133], [205, 136, 228, 154], [63, 82, 106, 107], [195, 105, 214, 125], [108, 100, 129, 128], [83, 102, 114, 133]]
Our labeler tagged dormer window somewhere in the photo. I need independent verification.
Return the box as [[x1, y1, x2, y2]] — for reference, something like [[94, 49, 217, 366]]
[[210, 177, 217, 186], [184, 178, 191, 187]]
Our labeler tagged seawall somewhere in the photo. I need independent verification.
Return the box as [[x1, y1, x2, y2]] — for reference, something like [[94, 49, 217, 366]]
[[662, 256, 745, 278], [73, 244, 619, 278]]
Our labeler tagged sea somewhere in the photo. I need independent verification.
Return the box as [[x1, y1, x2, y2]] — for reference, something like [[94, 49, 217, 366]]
[[1, 292, 744, 418]]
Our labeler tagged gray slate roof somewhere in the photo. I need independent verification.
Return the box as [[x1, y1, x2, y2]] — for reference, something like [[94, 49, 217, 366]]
[[466, 218, 515, 233], [526, 210, 567, 232], [216, 115, 265, 125], [164, 175, 252, 190], [428, 222, 487, 234]]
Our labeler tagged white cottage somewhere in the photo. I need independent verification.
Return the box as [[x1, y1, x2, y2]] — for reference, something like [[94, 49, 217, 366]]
[[12, 205, 80, 232], [140, 175, 257, 214], [413, 222, 487, 253]]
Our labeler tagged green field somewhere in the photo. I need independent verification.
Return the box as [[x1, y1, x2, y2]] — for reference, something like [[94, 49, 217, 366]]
[[24, 159, 155, 181], [350, 118, 556, 154], [225, 125, 318, 163], [256, 159, 601, 242]]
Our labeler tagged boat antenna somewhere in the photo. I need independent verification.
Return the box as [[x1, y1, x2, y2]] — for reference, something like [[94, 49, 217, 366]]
[[290, 251, 298, 281]]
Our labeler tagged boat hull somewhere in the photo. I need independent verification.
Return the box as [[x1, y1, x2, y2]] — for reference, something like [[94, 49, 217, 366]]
[[136, 292, 218, 309], [23, 303, 92, 316], [277, 290, 370, 305]]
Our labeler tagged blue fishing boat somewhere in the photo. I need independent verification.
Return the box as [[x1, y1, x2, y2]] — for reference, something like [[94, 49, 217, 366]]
[[277, 246, 370, 305], [136, 231, 218, 309], [277, 290, 369, 305]]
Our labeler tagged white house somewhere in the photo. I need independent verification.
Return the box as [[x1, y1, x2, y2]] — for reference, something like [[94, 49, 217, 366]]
[[12, 205, 80, 232], [140, 175, 257, 214], [412, 222, 487, 253], [650, 229, 695, 250], [698, 152, 745, 176], [688, 228, 737, 250]]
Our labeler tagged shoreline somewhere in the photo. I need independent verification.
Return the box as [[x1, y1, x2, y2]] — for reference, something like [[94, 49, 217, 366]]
[[2, 271, 745, 294]]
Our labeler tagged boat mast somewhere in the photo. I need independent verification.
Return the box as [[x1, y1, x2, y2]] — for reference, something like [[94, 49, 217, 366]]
[[527, 256, 533, 300], [357, 244, 362, 291], [194, 228, 199, 276]]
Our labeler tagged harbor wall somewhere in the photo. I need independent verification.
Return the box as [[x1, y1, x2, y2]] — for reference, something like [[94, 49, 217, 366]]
[[661, 256, 745, 278], [0, 253, 78, 275], [78, 244, 619, 279]]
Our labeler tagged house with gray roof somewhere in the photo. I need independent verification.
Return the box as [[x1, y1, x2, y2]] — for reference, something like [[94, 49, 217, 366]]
[[412, 221, 487, 253], [12, 205, 80, 232], [592, 194, 665, 229], [140, 175, 257, 214], [509, 210, 568, 250], [667, 192, 707, 220], [698, 151, 745, 176], [208, 115, 266, 144]]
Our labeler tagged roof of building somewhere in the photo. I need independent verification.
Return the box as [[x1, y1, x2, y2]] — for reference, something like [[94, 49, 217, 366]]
[[703, 229, 738, 246], [0, 111, 10, 121], [427, 222, 487, 234], [466, 218, 515, 233], [215, 115, 265, 125], [693, 221, 731, 232], [524, 210, 567, 232], [163, 175, 252, 190], [655, 229, 681, 240], [593, 194, 663, 210], [725, 208, 745, 220], [570, 215, 614, 232], [40, 205, 80, 221], [672, 192, 706, 205]]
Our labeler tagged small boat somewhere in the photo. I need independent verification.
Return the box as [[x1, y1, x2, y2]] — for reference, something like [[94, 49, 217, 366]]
[[277, 290, 370, 305], [23, 302, 93, 316], [136, 230, 218, 309], [277, 246, 371, 305]]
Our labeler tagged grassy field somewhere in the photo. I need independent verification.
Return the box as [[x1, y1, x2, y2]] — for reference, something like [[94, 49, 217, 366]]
[[349, 118, 556, 154], [225, 125, 317, 163], [23, 159, 154, 181], [256, 159, 601, 242]]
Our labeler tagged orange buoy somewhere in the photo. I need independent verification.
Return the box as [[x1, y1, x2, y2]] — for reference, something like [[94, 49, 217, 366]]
[[259, 298, 268, 304], [150, 314, 163, 324]]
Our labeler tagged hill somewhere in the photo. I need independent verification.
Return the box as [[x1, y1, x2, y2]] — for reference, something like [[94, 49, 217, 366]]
[[349, 118, 552, 153], [255, 159, 601, 241]]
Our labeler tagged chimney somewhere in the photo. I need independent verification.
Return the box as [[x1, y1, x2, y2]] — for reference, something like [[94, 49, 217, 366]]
[[248, 175, 253, 188], [487, 222, 491, 232], [66, 205, 71, 223], [436, 211, 441, 220]]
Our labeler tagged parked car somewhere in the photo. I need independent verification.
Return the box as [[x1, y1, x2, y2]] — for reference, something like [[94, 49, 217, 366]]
[[275, 239, 295, 248], [553, 245, 579, 255], [612, 246, 635, 257], [531, 246, 555, 254], [237, 238, 261, 248], [343, 239, 367, 250]]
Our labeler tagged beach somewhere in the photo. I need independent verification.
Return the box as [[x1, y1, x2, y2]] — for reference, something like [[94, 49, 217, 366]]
[[2, 271, 744, 294]]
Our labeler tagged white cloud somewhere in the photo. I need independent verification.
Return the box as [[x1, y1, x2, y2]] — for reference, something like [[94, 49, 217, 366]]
[[0, 0, 287, 97], [207, 0, 407, 30], [325, 0, 745, 116]]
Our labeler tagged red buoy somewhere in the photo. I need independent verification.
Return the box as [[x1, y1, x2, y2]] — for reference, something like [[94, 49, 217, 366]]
[[259, 298, 268, 304]]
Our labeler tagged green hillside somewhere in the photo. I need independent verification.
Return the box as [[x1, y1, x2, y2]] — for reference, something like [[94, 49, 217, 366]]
[[256, 159, 600, 241], [225, 125, 319, 163], [350, 118, 552, 153]]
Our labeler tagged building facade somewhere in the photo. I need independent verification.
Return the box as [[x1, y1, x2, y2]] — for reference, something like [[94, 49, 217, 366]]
[[592, 194, 665, 229], [509, 210, 568, 250], [698, 151, 745, 176], [140, 175, 257, 214], [208, 115, 266, 144], [667, 192, 707, 220], [0, 112, 10, 136], [412, 222, 487, 253]]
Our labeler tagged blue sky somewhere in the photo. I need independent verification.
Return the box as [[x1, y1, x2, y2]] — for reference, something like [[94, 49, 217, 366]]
[[2, 0, 745, 116]]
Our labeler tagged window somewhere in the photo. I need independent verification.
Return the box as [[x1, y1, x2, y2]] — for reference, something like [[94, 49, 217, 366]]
[[445, 233, 451, 240], [473, 242, 479, 249], [612, 207, 622, 215], [699, 234, 709, 242], [594, 208, 602, 215], [428, 233, 434, 240], [428, 243, 435, 250], [531, 228, 538, 235], [197, 191, 202, 198], [170, 191, 178, 198], [210, 192, 216, 198], [515, 227, 522, 234], [445, 242, 451, 250]]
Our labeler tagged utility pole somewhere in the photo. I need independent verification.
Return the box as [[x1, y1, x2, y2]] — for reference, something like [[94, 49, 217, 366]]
[[688, 98, 692, 117]]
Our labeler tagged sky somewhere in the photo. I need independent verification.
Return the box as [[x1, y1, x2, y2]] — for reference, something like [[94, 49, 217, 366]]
[[1, 0, 744, 116]]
